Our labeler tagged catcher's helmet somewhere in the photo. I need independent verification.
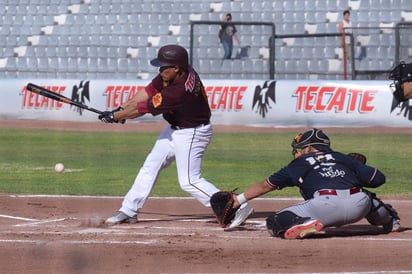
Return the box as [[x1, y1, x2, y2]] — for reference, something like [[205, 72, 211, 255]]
[[291, 128, 330, 156], [389, 61, 412, 102], [150, 44, 189, 71]]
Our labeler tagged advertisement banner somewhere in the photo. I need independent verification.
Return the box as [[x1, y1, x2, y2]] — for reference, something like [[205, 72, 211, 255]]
[[1, 78, 411, 127]]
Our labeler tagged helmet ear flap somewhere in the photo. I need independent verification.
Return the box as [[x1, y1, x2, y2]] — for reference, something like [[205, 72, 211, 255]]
[[392, 81, 407, 102]]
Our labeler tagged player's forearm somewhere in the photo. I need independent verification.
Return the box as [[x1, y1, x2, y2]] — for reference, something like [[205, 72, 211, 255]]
[[234, 180, 275, 207], [114, 89, 149, 120], [246, 180, 275, 199], [114, 105, 143, 120]]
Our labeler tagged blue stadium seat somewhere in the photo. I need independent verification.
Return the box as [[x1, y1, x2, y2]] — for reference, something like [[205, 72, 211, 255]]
[[78, 58, 89, 72], [0, 0, 407, 80]]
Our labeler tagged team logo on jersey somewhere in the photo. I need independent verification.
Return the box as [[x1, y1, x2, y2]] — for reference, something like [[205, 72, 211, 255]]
[[71, 80, 90, 115], [152, 93, 163, 108], [318, 166, 346, 178], [252, 80, 276, 118], [185, 70, 196, 93]]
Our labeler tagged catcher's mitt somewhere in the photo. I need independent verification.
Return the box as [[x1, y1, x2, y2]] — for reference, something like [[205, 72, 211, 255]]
[[210, 190, 239, 228], [348, 152, 367, 164]]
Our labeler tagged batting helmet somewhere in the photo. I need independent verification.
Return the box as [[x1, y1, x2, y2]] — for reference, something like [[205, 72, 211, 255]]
[[291, 128, 331, 156], [150, 44, 189, 71]]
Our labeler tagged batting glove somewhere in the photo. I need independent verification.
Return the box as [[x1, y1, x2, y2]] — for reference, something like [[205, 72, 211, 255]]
[[99, 111, 117, 123], [98, 107, 125, 123]]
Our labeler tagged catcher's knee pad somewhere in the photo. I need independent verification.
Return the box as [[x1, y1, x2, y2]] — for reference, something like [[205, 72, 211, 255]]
[[366, 197, 397, 226], [266, 211, 310, 238]]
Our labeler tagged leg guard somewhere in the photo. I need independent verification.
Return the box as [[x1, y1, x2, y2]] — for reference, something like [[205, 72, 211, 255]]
[[266, 211, 310, 238], [365, 190, 400, 232]]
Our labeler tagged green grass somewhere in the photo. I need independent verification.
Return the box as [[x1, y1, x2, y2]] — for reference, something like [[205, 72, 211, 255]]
[[1, 128, 411, 197]]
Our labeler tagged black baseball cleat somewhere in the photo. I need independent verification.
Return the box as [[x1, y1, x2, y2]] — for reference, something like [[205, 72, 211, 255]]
[[266, 215, 324, 239], [382, 217, 401, 233], [266, 215, 277, 237]]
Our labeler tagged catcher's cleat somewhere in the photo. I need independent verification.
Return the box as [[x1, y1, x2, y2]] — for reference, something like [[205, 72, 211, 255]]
[[284, 219, 324, 239], [382, 217, 401, 233], [382, 203, 401, 233], [392, 218, 401, 232], [105, 211, 137, 225], [229, 204, 254, 228]]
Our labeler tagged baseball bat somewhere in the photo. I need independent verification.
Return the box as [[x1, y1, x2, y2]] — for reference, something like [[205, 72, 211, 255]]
[[26, 83, 104, 114]]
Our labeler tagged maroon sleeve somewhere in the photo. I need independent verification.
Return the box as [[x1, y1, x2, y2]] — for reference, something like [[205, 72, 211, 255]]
[[135, 82, 159, 114], [137, 101, 149, 113], [145, 82, 159, 98]]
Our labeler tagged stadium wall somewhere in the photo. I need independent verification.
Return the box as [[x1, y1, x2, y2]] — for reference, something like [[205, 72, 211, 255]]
[[1, 79, 411, 128]]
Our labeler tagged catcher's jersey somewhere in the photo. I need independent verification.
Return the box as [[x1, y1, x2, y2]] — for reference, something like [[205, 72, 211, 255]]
[[267, 150, 385, 199]]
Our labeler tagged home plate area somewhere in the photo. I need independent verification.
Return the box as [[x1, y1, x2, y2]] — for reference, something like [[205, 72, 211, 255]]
[[0, 195, 411, 274]]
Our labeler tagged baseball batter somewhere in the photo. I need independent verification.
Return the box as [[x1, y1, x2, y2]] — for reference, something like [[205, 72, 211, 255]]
[[232, 128, 401, 239], [98, 44, 253, 227]]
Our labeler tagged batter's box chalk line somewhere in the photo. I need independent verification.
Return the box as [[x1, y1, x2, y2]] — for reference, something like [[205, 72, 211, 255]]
[[0, 214, 39, 222], [13, 217, 76, 227], [0, 214, 74, 227]]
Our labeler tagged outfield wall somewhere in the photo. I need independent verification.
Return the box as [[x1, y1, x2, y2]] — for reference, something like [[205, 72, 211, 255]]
[[1, 79, 411, 127]]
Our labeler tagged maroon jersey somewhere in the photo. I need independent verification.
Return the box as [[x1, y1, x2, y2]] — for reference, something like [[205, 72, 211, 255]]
[[145, 67, 211, 128]]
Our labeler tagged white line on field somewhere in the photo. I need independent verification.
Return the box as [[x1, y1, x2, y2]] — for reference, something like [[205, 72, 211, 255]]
[[8, 194, 412, 204], [8, 194, 302, 201], [1, 214, 411, 242], [0, 239, 158, 245], [14, 218, 68, 227], [0, 229, 198, 237], [0, 213, 72, 226], [0, 214, 38, 221], [1, 227, 411, 242]]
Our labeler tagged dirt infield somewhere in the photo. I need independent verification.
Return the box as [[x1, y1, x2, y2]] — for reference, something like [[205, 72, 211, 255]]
[[0, 195, 411, 274], [1, 120, 412, 273]]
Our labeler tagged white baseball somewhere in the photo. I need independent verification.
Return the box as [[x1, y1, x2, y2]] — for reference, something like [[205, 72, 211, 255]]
[[54, 163, 65, 173]]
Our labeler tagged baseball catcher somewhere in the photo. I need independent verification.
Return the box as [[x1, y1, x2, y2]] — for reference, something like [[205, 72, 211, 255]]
[[225, 128, 401, 239]]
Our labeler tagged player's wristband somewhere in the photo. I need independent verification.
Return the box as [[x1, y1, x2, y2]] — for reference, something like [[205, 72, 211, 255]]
[[237, 193, 247, 205]]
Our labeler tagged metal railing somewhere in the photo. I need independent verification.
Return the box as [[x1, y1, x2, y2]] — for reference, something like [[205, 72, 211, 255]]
[[189, 21, 412, 80], [395, 22, 412, 65], [189, 20, 276, 79]]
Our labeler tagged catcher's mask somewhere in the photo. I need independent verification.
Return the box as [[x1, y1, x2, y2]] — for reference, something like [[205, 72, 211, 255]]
[[389, 61, 412, 102], [291, 128, 330, 158]]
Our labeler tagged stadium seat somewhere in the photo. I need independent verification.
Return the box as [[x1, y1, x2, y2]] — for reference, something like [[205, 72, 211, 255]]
[[0, 0, 408, 80]]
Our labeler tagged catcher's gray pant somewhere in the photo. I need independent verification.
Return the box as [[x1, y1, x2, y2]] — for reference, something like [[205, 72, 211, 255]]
[[282, 189, 371, 227], [119, 123, 220, 217]]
